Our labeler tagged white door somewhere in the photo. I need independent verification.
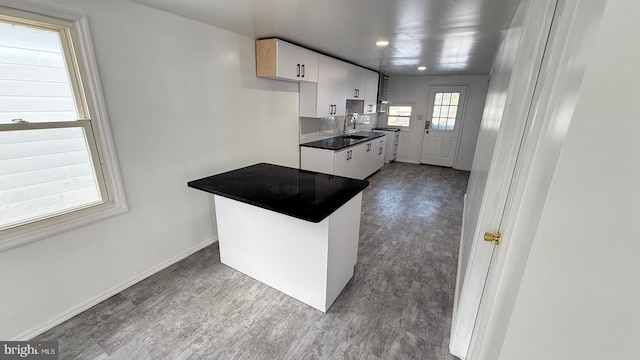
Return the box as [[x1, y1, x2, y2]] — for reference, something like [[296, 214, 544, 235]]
[[421, 86, 467, 167], [449, 0, 557, 358]]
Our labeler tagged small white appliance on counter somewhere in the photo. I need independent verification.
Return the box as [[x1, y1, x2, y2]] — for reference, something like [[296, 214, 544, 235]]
[[373, 128, 400, 163]]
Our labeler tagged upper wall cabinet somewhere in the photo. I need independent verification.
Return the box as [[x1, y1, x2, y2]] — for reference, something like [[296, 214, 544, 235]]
[[299, 55, 349, 117], [256, 39, 319, 83], [345, 64, 366, 100], [363, 70, 379, 114]]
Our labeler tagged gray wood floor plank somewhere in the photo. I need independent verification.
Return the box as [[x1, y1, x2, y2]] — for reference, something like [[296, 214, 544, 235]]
[[32, 162, 468, 360]]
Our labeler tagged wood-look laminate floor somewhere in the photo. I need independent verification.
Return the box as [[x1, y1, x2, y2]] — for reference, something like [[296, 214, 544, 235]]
[[34, 162, 469, 360]]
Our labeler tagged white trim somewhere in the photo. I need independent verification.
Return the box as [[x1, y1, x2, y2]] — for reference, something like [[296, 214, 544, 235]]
[[451, 192, 467, 328], [395, 159, 419, 164], [385, 103, 414, 129], [0, 4, 128, 251], [11, 236, 218, 341], [467, 1, 607, 358], [450, 0, 558, 356]]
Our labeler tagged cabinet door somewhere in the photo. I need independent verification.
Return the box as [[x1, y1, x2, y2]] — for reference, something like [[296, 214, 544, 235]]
[[298, 48, 319, 82], [352, 141, 372, 180], [345, 64, 366, 100], [301, 56, 348, 117], [317, 56, 340, 116], [333, 148, 352, 178], [363, 70, 379, 113], [329, 57, 349, 116], [276, 41, 304, 81], [256, 39, 319, 83], [375, 136, 386, 170]]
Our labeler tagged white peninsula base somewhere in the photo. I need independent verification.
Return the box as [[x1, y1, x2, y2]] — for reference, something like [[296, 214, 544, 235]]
[[214, 192, 363, 312]]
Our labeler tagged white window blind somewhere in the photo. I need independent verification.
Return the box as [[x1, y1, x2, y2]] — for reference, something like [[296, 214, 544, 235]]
[[387, 105, 412, 127], [0, 15, 106, 231]]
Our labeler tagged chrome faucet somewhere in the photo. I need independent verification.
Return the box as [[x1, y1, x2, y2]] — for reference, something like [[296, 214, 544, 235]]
[[343, 113, 358, 134]]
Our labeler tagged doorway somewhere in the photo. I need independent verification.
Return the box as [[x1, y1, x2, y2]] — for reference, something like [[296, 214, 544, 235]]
[[421, 85, 468, 167]]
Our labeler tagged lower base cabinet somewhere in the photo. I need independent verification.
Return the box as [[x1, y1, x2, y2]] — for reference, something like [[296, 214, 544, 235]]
[[301, 136, 386, 180]]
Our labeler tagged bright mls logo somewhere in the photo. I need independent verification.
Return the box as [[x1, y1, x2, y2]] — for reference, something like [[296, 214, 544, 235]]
[[0, 341, 58, 359]]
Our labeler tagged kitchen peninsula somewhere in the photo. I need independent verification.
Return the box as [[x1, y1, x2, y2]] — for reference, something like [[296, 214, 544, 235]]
[[187, 163, 368, 312]]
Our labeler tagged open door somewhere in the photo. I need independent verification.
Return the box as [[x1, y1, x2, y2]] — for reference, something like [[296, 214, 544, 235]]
[[449, 0, 558, 358]]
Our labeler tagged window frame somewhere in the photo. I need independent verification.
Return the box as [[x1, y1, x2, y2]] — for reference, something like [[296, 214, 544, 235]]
[[0, 5, 127, 251], [386, 104, 414, 129], [430, 91, 461, 131]]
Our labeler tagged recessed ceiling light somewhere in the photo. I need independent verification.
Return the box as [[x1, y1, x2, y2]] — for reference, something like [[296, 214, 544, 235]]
[[418, 66, 427, 71], [375, 40, 389, 47]]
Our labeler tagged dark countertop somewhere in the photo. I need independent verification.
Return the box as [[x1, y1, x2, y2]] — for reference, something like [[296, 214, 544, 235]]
[[373, 127, 401, 132], [300, 131, 385, 151], [187, 163, 368, 223]]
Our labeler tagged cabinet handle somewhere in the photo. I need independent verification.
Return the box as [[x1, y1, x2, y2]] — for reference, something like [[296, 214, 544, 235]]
[[297, 64, 300, 77], [301, 64, 305, 78]]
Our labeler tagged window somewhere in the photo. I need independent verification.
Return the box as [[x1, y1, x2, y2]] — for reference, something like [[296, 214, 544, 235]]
[[0, 7, 126, 249], [387, 105, 412, 127], [431, 92, 460, 131]]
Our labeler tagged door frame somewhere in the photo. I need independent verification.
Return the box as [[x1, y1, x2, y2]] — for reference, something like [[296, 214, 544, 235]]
[[420, 85, 469, 167], [449, 0, 558, 357], [465, 1, 608, 358]]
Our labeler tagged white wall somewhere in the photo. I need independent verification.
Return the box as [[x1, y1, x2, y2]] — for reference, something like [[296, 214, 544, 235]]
[[0, 0, 300, 340], [385, 75, 488, 170], [498, 0, 640, 358]]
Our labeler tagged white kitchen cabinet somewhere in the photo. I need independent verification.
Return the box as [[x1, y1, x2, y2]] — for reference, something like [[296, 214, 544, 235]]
[[373, 129, 399, 162], [256, 39, 319, 83], [345, 64, 366, 100], [300, 136, 385, 180], [356, 137, 385, 179], [363, 70, 379, 114], [372, 136, 386, 171], [300, 55, 349, 117], [333, 148, 357, 179]]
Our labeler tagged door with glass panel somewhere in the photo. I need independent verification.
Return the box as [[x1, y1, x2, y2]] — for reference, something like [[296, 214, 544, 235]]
[[421, 86, 467, 167]]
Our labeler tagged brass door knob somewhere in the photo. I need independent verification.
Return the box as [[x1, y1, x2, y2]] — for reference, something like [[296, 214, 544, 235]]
[[484, 232, 501, 245]]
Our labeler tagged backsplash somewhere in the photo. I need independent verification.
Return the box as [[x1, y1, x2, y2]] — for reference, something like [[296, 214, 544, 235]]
[[300, 113, 378, 144]]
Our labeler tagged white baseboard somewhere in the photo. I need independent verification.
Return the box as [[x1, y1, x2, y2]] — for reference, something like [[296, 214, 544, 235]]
[[13, 236, 218, 341], [395, 158, 420, 164]]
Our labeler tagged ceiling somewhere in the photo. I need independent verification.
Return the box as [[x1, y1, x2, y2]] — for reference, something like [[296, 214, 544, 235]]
[[131, 0, 521, 76]]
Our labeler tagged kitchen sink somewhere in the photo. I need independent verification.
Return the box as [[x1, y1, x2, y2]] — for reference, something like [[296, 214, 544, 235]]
[[341, 135, 368, 140]]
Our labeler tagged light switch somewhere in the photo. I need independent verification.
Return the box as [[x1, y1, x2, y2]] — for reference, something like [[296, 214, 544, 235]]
[[417, 114, 424, 120]]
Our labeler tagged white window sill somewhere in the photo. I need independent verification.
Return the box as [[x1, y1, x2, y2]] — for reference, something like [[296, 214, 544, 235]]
[[0, 201, 127, 252]]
